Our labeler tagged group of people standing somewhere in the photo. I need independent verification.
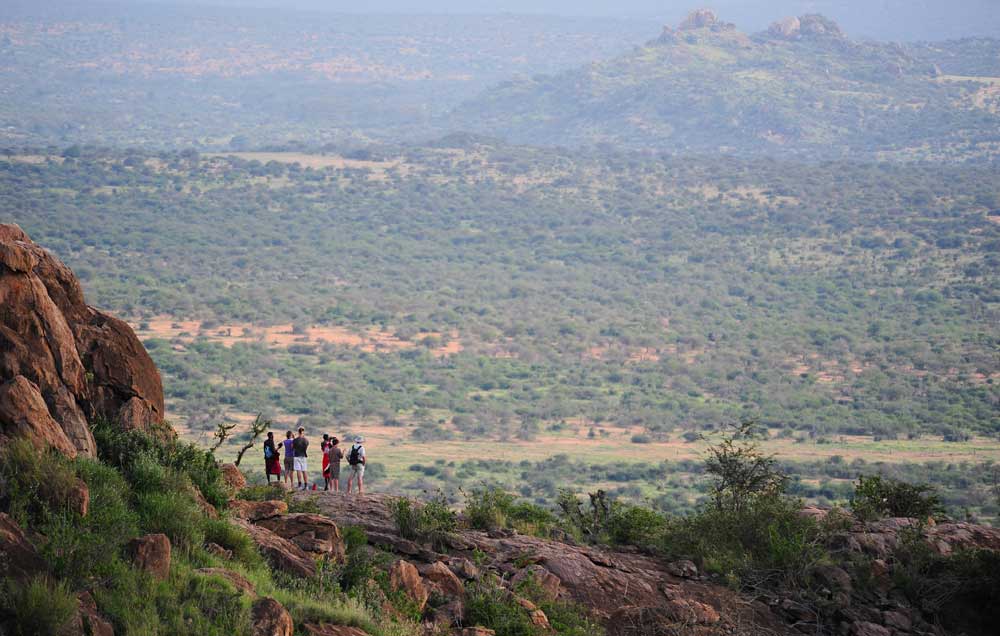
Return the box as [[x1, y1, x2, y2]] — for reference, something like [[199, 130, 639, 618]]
[[262, 428, 367, 493]]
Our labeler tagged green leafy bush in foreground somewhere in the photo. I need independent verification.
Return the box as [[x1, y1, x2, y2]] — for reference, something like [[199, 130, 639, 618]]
[[390, 493, 457, 547], [464, 485, 557, 535], [851, 474, 945, 521]]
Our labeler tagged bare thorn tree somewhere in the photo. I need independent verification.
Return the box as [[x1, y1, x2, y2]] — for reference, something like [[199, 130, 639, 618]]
[[210, 421, 238, 454], [234, 413, 271, 467]]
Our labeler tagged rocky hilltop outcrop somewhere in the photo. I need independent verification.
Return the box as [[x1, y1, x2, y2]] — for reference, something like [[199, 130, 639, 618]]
[[0, 223, 165, 457], [767, 14, 845, 41]]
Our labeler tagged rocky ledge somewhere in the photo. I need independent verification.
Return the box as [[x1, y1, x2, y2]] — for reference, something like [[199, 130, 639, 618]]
[[0, 224, 166, 458]]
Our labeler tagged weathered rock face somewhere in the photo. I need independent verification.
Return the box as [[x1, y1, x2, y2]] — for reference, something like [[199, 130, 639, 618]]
[[256, 513, 345, 561], [0, 512, 46, 581], [251, 597, 294, 636], [0, 224, 166, 456], [231, 517, 317, 578], [229, 499, 288, 522], [390, 559, 429, 611], [303, 625, 369, 636], [0, 375, 78, 458], [127, 533, 171, 581], [768, 16, 802, 39], [221, 463, 247, 494], [313, 493, 794, 636], [68, 591, 115, 636], [678, 9, 719, 31]]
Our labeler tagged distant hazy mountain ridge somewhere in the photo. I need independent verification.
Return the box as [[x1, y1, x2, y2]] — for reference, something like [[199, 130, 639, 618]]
[[449, 9, 1000, 160]]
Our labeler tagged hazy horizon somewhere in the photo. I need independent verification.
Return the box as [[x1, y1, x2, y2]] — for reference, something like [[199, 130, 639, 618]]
[[5, 0, 1000, 41]]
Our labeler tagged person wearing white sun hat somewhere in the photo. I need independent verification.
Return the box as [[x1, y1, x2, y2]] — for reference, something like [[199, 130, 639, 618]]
[[346, 435, 366, 494]]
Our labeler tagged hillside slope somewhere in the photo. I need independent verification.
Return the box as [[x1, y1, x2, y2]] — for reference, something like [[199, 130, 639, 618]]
[[449, 10, 1000, 160]]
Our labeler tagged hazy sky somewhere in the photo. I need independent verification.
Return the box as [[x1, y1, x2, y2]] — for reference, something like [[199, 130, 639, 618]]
[[28, 1, 1000, 40]]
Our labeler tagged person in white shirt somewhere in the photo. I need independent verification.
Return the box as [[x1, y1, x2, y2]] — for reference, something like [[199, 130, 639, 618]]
[[346, 436, 366, 494]]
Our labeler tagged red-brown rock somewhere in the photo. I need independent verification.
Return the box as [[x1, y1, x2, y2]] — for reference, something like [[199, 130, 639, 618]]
[[256, 513, 345, 561], [0, 224, 167, 455], [303, 625, 370, 636], [221, 463, 248, 493], [189, 484, 218, 519], [251, 597, 294, 636], [231, 517, 316, 578], [390, 559, 428, 611], [66, 591, 115, 636], [67, 478, 90, 517], [850, 621, 890, 636], [228, 499, 288, 522], [127, 533, 171, 580], [0, 375, 78, 458], [511, 565, 562, 600], [423, 560, 465, 600], [0, 512, 46, 581], [515, 597, 551, 629]]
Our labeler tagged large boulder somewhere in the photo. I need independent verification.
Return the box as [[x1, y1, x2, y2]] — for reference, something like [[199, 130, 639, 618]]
[[65, 591, 114, 636], [303, 626, 370, 636], [0, 224, 167, 455], [221, 463, 247, 494], [0, 512, 46, 581], [127, 533, 171, 581], [389, 559, 429, 611], [678, 9, 718, 30], [422, 560, 465, 600], [256, 513, 345, 561], [251, 597, 294, 636], [231, 518, 317, 578], [228, 499, 288, 522], [0, 375, 78, 458]]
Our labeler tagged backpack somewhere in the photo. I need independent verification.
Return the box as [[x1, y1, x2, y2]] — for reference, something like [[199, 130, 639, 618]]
[[264, 444, 274, 459], [348, 445, 363, 466]]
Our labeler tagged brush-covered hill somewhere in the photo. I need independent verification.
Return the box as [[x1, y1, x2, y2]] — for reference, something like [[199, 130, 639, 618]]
[[448, 10, 1000, 160]]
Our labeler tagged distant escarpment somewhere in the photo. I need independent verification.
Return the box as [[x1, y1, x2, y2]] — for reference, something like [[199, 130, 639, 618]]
[[0, 223, 166, 457], [448, 9, 1000, 159]]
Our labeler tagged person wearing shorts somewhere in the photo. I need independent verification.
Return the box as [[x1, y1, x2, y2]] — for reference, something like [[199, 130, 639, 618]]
[[346, 436, 366, 494], [292, 427, 310, 490], [282, 431, 295, 487], [328, 437, 343, 492]]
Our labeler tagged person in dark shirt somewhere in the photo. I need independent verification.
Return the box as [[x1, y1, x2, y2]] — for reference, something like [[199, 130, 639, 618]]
[[282, 430, 295, 487], [263, 431, 281, 484], [328, 437, 344, 492], [292, 427, 310, 490]]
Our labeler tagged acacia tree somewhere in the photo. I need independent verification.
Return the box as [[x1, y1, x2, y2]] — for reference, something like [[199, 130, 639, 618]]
[[704, 419, 787, 512], [234, 413, 271, 467], [210, 421, 238, 454]]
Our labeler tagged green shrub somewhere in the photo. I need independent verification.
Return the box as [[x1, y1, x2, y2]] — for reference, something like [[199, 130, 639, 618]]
[[704, 420, 786, 513], [0, 437, 80, 525], [390, 494, 456, 547], [1, 576, 77, 636], [607, 504, 666, 548], [851, 475, 945, 521], [178, 572, 252, 634], [514, 575, 602, 636], [465, 576, 538, 636], [92, 418, 226, 507], [465, 486, 557, 536], [464, 486, 515, 530], [659, 495, 823, 586], [39, 458, 138, 585], [202, 517, 261, 566], [136, 491, 206, 552]]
